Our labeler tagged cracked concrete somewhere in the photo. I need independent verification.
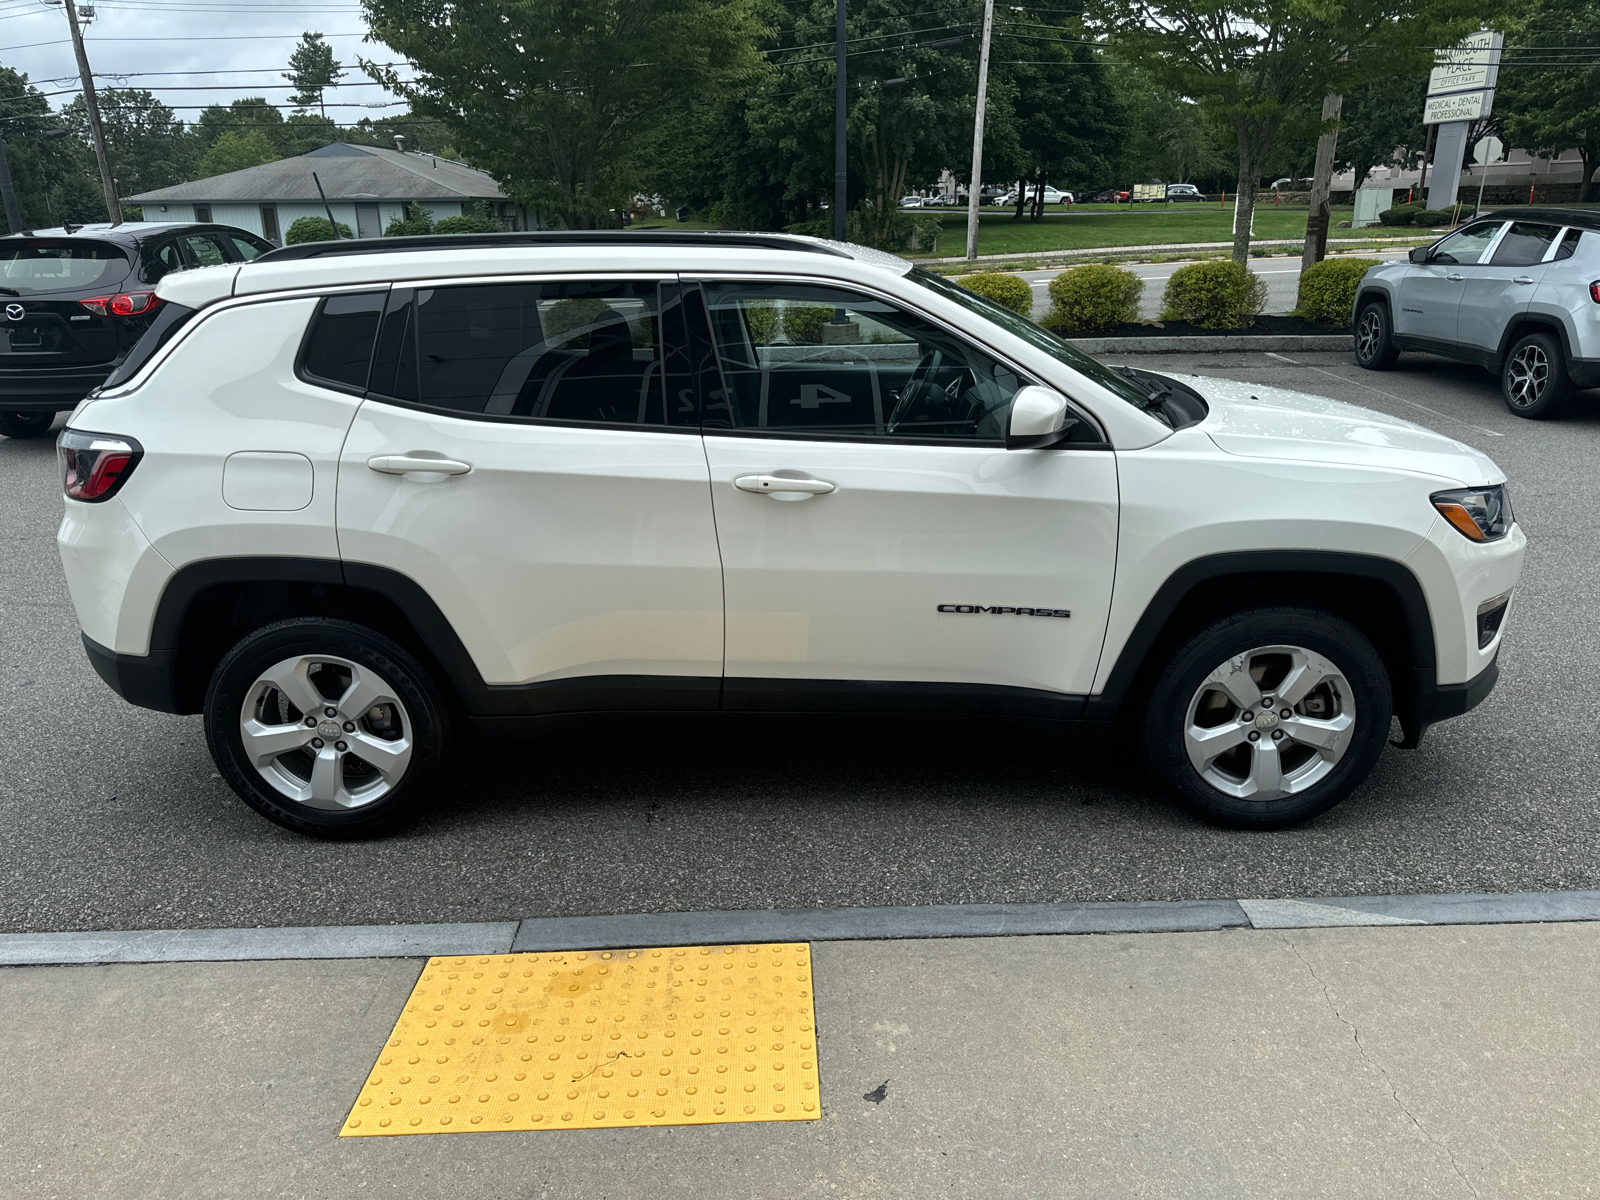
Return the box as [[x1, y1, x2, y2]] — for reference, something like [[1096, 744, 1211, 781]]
[[4, 923, 1599, 1198]]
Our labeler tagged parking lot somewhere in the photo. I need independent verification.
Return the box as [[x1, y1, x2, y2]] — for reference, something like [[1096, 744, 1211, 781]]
[[3, 350, 1597, 937]]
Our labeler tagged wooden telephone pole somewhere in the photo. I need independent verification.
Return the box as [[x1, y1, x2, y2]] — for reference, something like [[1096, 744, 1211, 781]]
[[61, 0, 121, 225]]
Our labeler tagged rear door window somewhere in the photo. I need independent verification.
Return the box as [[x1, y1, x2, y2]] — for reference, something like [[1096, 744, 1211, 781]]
[[226, 234, 270, 261], [1488, 222, 1562, 266], [181, 234, 229, 268], [0, 242, 130, 294]]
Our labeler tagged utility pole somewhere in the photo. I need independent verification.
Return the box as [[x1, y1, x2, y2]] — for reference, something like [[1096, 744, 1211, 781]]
[[61, 0, 121, 225], [833, 0, 846, 240], [1300, 91, 1342, 272], [0, 132, 24, 234], [964, 0, 995, 260]]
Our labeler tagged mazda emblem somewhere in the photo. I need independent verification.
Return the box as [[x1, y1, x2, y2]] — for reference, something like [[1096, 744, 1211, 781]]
[[3, 303, 22, 321]]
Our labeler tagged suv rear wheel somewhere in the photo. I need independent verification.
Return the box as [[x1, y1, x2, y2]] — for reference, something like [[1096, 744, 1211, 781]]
[[0, 411, 56, 439], [204, 618, 448, 838], [1353, 300, 1399, 370], [1501, 330, 1575, 419], [1142, 608, 1391, 829]]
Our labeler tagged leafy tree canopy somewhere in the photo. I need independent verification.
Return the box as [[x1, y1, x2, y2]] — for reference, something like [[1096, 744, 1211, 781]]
[[285, 31, 346, 119], [1499, 0, 1600, 200], [197, 128, 281, 178]]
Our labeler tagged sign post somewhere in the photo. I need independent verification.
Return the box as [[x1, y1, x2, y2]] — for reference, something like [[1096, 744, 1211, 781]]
[[1424, 31, 1502, 212]]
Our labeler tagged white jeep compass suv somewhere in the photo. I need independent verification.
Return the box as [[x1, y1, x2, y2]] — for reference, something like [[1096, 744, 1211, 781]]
[[56, 232, 1524, 837]]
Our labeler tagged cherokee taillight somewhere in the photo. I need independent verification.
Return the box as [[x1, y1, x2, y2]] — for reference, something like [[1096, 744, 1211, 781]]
[[58, 428, 142, 503], [79, 291, 160, 317]]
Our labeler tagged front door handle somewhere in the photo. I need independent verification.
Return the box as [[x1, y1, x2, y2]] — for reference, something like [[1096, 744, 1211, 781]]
[[734, 474, 836, 495], [1447, 273, 1466, 282], [1513, 276, 1536, 285], [367, 454, 472, 476]]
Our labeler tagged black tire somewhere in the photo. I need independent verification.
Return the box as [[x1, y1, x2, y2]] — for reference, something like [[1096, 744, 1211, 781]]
[[1353, 300, 1399, 370], [204, 618, 449, 838], [1501, 330, 1575, 419], [1142, 607, 1392, 830], [0, 410, 56, 439]]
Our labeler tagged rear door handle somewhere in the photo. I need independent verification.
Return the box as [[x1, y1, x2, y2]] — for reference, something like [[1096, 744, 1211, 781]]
[[367, 454, 472, 476], [734, 474, 836, 495], [1447, 273, 1466, 282], [1513, 276, 1536, 285]]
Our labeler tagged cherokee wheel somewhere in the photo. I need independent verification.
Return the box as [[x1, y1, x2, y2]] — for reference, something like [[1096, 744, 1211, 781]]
[[1143, 608, 1391, 829]]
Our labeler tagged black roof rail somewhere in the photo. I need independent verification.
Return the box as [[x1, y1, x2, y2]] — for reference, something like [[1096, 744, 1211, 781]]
[[252, 229, 852, 264], [1480, 206, 1600, 231]]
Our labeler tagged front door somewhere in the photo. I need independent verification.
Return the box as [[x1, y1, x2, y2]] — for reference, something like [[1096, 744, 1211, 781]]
[[1458, 220, 1561, 354], [691, 279, 1118, 707], [336, 277, 724, 707], [1394, 221, 1505, 346], [355, 204, 382, 239]]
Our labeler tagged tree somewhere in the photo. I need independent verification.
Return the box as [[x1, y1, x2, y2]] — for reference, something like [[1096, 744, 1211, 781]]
[[1499, 0, 1600, 201], [61, 88, 197, 199], [0, 65, 102, 232], [1101, 0, 1504, 260], [197, 97, 288, 154], [284, 32, 346, 120], [362, 0, 768, 229], [197, 128, 280, 178], [1331, 74, 1429, 191]]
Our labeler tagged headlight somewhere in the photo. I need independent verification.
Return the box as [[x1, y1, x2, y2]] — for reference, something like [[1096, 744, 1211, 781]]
[[1431, 484, 1513, 542]]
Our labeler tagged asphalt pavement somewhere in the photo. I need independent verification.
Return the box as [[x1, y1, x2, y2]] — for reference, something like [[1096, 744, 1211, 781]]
[[1, 351, 1597, 935]]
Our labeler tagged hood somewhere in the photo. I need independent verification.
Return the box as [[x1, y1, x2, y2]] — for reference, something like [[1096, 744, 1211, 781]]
[[1175, 373, 1502, 485]]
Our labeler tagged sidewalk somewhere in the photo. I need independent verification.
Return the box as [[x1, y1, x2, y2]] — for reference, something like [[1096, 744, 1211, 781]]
[[6, 921, 1598, 1198]]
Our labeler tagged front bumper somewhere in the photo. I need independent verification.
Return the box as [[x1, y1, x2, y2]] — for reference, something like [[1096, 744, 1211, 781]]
[[1395, 651, 1499, 748], [0, 363, 114, 410]]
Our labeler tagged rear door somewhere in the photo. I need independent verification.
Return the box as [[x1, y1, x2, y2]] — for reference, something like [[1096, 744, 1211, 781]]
[[336, 276, 724, 705], [692, 278, 1118, 706], [1394, 221, 1505, 346], [0, 239, 133, 367], [1458, 220, 1563, 354]]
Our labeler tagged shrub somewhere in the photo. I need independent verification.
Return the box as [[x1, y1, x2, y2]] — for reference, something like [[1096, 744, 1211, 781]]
[[783, 304, 836, 344], [284, 215, 352, 244], [1377, 202, 1424, 226], [744, 302, 780, 345], [1160, 259, 1267, 329], [432, 214, 503, 234], [907, 214, 942, 254], [1412, 208, 1452, 227], [1040, 264, 1143, 333], [384, 202, 434, 237], [959, 272, 1033, 316], [1294, 257, 1381, 325]]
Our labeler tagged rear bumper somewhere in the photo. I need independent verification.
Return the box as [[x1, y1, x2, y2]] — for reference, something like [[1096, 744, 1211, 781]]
[[0, 363, 114, 410], [82, 633, 181, 713]]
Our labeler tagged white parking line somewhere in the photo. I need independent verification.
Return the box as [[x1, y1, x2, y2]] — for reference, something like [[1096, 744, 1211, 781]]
[[1303, 365, 1504, 438]]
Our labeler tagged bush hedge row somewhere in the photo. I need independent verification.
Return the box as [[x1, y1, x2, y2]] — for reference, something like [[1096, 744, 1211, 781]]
[[958, 272, 1033, 316]]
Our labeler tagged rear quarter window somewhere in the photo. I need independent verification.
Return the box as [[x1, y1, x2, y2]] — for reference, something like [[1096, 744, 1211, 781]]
[[297, 291, 387, 393]]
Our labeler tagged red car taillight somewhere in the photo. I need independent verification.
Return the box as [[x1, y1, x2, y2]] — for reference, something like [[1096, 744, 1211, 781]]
[[1590, 281, 1600, 304], [79, 291, 160, 317], [58, 428, 142, 503]]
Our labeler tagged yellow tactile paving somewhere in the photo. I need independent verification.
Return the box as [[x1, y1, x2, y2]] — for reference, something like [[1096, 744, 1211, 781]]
[[342, 944, 819, 1136]]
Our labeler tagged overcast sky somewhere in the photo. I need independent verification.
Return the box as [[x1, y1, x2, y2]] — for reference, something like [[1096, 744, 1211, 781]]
[[0, 0, 404, 120]]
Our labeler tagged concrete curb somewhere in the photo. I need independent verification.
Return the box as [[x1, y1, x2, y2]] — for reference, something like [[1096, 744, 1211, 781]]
[[1068, 334, 1352, 354], [4, 890, 1600, 966]]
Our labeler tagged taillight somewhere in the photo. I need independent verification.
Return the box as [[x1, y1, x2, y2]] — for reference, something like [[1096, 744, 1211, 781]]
[[1590, 281, 1600, 304], [58, 428, 142, 503], [79, 291, 160, 317]]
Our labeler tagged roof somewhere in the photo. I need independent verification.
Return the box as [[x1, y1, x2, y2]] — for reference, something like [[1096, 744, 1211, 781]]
[[1482, 206, 1600, 231], [0, 221, 242, 245], [127, 143, 506, 205], [254, 230, 856, 264]]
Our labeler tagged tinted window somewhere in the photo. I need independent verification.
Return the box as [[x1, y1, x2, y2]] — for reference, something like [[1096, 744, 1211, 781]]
[[0, 242, 129, 294], [144, 239, 186, 283], [300, 291, 386, 392], [390, 280, 675, 425], [102, 302, 197, 389], [193, 205, 212, 223], [182, 234, 228, 268], [227, 234, 268, 261], [1431, 222, 1503, 265], [701, 281, 1022, 441], [1489, 222, 1561, 266], [1554, 228, 1584, 261]]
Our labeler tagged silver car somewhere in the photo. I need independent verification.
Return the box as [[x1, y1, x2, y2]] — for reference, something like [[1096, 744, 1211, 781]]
[[1352, 208, 1599, 418]]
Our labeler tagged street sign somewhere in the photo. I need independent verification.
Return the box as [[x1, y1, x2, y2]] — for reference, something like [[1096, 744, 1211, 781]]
[[1429, 30, 1503, 96], [1473, 135, 1503, 166], [1425, 90, 1491, 125]]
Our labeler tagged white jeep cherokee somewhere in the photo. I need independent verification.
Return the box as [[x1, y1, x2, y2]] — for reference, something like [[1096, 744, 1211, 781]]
[[56, 232, 1524, 837]]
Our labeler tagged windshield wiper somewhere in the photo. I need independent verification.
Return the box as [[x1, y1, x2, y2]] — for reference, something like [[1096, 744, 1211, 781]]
[[0, 287, 19, 296], [1113, 363, 1171, 408]]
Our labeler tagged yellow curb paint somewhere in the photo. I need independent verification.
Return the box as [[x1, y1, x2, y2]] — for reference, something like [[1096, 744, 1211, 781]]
[[342, 943, 819, 1136]]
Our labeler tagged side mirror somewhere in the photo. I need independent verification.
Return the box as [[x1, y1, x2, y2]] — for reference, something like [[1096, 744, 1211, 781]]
[[1408, 246, 1431, 264], [1006, 384, 1074, 450]]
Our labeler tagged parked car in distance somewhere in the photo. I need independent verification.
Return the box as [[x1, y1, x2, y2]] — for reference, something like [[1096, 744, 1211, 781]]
[[0, 222, 274, 439], [1269, 178, 1311, 191], [1352, 207, 1600, 419], [1087, 188, 1123, 203], [997, 186, 1071, 207], [898, 196, 925, 208], [1166, 183, 1204, 200], [59, 230, 1522, 838]]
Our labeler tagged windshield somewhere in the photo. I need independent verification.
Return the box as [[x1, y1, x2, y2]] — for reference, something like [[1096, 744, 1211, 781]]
[[0, 241, 131, 295], [908, 267, 1157, 411]]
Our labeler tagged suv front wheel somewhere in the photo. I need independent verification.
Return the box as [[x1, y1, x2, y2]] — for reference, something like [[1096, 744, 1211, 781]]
[[204, 618, 448, 838], [1143, 608, 1391, 829], [1353, 300, 1399, 370]]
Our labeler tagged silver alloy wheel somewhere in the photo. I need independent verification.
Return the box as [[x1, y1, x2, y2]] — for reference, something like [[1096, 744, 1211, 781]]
[[1183, 644, 1356, 801], [1505, 343, 1549, 408], [238, 653, 413, 810], [1355, 308, 1383, 361]]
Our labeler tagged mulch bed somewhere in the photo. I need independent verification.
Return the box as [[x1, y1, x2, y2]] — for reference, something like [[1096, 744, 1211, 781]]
[[1082, 315, 1351, 338]]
